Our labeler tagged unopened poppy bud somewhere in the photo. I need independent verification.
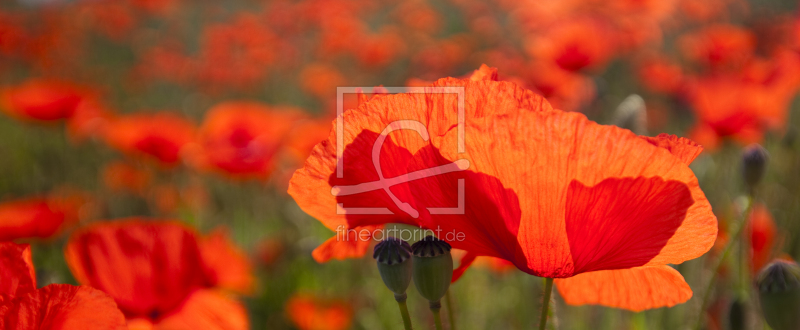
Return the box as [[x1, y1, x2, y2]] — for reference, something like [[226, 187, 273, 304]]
[[727, 299, 745, 330], [411, 235, 453, 304], [742, 144, 768, 190], [612, 94, 648, 136], [373, 237, 413, 299], [757, 260, 800, 330]]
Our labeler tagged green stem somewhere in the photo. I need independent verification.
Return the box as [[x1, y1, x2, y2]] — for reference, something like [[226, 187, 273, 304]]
[[445, 290, 456, 330], [431, 301, 443, 330], [539, 278, 554, 330], [694, 195, 754, 330], [395, 294, 413, 330]]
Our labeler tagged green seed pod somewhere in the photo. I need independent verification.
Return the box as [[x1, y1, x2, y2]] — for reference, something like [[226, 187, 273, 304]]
[[757, 260, 800, 330], [727, 299, 746, 330], [411, 235, 453, 303], [742, 144, 768, 190], [373, 237, 413, 298]]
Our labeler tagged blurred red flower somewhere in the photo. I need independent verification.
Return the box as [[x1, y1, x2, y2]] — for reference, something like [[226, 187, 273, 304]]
[[65, 219, 252, 329], [0, 79, 85, 122], [527, 17, 617, 72], [0, 192, 87, 241], [103, 112, 196, 166], [288, 67, 716, 311], [187, 102, 305, 179], [679, 24, 756, 71], [102, 161, 152, 195], [748, 204, 777, 275], [286, 294, 352, 330], [0, 241, 127, 329]]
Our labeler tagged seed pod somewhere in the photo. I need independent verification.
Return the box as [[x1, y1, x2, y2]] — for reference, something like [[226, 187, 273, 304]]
[[411, 235, 453, 303], [757, 260, 800, 330], [373, 237, 413, 297], [742, 144, 768, 191], [727, 299, 745, 330]]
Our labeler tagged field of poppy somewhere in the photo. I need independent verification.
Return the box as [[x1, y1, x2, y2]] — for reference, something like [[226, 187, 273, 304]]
[[2, 0, 800, 329]]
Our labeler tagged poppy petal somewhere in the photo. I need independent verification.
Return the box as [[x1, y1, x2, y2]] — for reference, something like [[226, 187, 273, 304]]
[[0, 242, 36, 300], [554, 266, 692, 311], [451, 251, 478, 282], [64, 219, 208, 318], [565, 177, 694, 273], [155, 289, 248, 330], [200, 228, 255, 295], [311, 226, 380, 263], [640, 133, 704, 165], [0, 284, 127, 330]]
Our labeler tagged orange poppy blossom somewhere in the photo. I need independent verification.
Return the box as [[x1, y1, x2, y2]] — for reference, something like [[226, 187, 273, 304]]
[[0, 241, 127, 329], [285, 293, 352, 330], [185, 101, 305, 179], [64, 219, 252, 329], [525, 16, 617, 72], [0, 191, 87, 241], [103, 112, 196, 166], [288, 66, 717, 311], [0, 79, 85, 122], [678, 24, 756, 71], [683, 56, 800, 150]]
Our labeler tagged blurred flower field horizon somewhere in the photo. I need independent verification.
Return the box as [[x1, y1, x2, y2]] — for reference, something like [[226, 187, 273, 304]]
[[2, 0, 800, 329]]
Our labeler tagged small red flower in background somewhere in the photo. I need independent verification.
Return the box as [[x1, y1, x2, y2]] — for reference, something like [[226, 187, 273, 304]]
[[102, 161, 152, 195], [748, 204, 777, 275], [0, 191, 88, 241], [286, 294, 352, 330], [679, 24, 756, 71], [103, 112, 196, 166], [187, 102, 305, 179], [0, 79, 85, 122], [0, 241, 127, 329], [65, 219, 252, 329], [637, 55, 685, 95], [527, 17, 617, 72]]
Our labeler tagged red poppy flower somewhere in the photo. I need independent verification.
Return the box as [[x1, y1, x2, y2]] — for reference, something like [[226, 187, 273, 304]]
[[286, 294, 352, 330], [0, 79, 84, 122], [0, 241, 127, 329], [0, 192, 86, 241], [679, 24, 756, 71], [684, 70, 794, 149], [65, 219, 251, 329], [288, 67, 717, 310], [187, 102, 304, 179], [748, 204, 777, 274], [102, 161, 152, 195], [526, 17, 616, 72], [637, 55, 684, 95], [103, 112, 196, 166]]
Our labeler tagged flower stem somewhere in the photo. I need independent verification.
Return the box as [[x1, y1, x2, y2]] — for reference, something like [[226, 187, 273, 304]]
[[539, 277, 554, 330], [445, 290, 456, 330], [694, 195, 754, 330], [430, 301, 444, 330], [395, 294, 413, 330]]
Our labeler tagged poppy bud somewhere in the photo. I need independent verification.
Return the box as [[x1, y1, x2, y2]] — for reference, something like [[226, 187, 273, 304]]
[[411, 235, 453, 304], [727, 299, 745, 330], [612, 94, 648, 136], [757, 260, 800, 330], [742, 144, 768, 191], [373, 237, 413, 300]]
